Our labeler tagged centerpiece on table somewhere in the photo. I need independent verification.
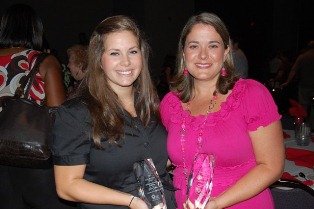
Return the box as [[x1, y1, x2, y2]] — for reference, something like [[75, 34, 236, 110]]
[[289, 99, 310, 145], [289, 99, 307, 123]]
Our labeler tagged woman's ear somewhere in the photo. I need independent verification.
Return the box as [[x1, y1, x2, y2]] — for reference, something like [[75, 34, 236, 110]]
[[224, 45, 230, 60], [78, 63, 83, 71]]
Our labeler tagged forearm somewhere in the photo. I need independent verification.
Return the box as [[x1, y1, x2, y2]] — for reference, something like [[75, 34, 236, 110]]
[[272, 70, 284, 81], [54, 165, 137, 207], [285, 63, 298, 85], [211, 163, 283, 208], [56, 177, 132, 206], [286, 71, 296, 84]]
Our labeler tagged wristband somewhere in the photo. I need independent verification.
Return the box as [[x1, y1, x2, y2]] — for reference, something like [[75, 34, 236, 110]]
[[128, 196, 135, 208]]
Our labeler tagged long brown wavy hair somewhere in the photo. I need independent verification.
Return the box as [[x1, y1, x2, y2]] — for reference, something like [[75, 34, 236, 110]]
[[78, 15, 160, 147], [171, 12, 239, 102]]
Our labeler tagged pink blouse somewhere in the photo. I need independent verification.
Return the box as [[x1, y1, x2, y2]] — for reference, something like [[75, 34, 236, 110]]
[[160, 79, 281, 209]]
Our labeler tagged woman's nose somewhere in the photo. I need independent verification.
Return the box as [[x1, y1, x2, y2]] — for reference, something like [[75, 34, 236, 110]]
[[120, 55, 131, 66], [199, 48, 208, 60]]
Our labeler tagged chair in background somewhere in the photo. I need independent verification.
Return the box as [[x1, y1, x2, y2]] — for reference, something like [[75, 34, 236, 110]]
[[270, 179, 314, 209]]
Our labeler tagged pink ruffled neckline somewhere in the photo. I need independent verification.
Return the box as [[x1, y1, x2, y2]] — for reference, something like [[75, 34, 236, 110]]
[[167, 79, 245, 130]]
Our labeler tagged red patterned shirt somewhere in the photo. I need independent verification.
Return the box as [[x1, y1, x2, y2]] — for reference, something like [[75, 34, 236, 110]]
[[0, 49, 46, 104]]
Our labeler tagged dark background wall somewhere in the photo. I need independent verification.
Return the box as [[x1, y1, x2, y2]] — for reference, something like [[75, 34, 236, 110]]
[[1, 0, 313, 83], [195, 0, 314, 82]]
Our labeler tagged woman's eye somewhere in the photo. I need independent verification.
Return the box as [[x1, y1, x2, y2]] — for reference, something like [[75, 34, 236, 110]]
[[110, 52, 119, 56], [189, 45, 198, 49], [209, 45, 218, 49], [130, 50, 138, 54]]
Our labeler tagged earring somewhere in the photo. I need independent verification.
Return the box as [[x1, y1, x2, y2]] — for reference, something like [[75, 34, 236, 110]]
[[183, 68, 189, 75], [221, 67, 227, 76], [213, 90, 218, 100]]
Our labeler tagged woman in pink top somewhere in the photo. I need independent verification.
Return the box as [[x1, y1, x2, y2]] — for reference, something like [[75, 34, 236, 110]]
[[160, 12, 285, 209]]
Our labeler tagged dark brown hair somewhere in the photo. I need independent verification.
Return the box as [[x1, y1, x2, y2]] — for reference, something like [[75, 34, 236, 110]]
[[171, 12, 238, 102]]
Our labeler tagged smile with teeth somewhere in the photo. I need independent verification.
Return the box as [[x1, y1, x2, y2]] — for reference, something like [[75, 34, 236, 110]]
[[117, 70, 132, 75]]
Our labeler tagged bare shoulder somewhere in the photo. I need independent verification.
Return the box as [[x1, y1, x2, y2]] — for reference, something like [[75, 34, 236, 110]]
[[41, 54, 61, 68], [39, 54, 62, 78]]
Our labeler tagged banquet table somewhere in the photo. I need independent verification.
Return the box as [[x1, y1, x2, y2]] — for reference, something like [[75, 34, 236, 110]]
[[282, 129, 314, 189]]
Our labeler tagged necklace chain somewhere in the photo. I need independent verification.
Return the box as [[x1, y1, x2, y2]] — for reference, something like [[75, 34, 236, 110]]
[[180, 94, 217, 185]]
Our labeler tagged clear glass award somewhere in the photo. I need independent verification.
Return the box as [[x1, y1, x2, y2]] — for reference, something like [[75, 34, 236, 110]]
[[186, 153, 214, 209], [134, 158, 167, 209]]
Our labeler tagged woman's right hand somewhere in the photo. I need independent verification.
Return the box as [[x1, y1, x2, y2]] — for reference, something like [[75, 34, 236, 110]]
[[129, 197, 149, 209]]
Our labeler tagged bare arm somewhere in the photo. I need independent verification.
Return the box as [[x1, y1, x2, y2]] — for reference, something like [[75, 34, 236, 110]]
[[205, 120, 285, 209], [271, 63, 285, 82], [281, 59, 299, 88], [39, 55, 66, 107], [54, 165, 148, 208]]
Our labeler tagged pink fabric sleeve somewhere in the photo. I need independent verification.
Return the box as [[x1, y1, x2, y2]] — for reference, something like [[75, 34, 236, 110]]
[[242, 79, 281, 131]]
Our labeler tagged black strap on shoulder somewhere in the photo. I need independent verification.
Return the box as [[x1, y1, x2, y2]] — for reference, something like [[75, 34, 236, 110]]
[[15, 52, 50, 98]]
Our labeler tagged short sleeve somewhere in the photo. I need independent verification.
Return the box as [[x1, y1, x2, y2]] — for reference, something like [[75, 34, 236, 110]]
[[242, 79, 281, 131], [52, 99, 92, 165]]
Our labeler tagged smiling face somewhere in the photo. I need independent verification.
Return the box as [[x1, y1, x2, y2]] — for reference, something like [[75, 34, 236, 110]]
[[101, 30, 142, 92], [183, 23, 229, 83]]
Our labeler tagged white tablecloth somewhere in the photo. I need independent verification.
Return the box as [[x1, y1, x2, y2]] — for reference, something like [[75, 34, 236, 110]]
[[283, 129, 314, 189]]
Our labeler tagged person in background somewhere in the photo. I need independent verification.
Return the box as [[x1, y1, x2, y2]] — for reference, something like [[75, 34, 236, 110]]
[[269, 50, 296, 114], [157, 54, 176, 99], [282, 41, 314, 121], [52, 15, 176, 209], [232, 38, 248, 78], [160, 12, 284, 209], [49, 47, 76, 97], [0, 3, 75, 209], [268, 50, 282, 79], [66, 44, 88, 99]]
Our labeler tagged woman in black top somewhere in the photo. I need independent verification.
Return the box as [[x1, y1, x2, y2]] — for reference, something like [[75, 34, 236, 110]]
[[52, 15, 176, 209]]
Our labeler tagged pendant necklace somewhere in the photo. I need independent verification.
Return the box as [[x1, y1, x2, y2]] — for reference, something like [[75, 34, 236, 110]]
[[180, 91, 218, 185]]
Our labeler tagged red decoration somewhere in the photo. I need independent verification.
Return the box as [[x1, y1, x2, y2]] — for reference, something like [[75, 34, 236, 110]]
[[288, 99, 307, 122]]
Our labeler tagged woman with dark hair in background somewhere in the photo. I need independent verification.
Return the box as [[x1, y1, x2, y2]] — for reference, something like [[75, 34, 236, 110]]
[[0, 3, 75, 208]]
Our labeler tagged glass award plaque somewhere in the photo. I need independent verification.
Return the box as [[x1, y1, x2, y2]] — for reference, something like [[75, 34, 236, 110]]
[[134, 158, 167, 209], [186, 153, 214, 209]]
